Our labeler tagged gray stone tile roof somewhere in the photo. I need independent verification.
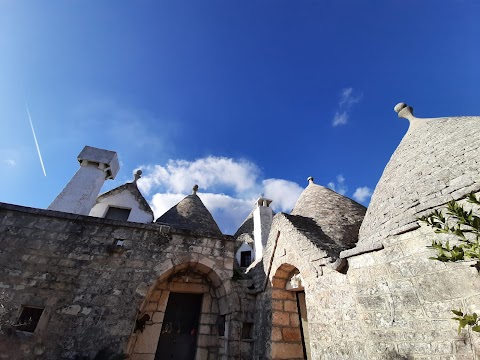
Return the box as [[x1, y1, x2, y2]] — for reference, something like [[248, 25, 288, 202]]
[[233, 210, 254, 240], [359, 114, 480, 245], [283, 213, 346, 256], [155, 194, 222, 236], [291, 183, 366, 248], [96, 182, 154, 216]]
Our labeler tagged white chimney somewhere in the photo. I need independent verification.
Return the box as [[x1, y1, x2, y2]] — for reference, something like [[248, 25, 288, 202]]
[[253, 197, 273, 260], [48, 146, 119, 215]]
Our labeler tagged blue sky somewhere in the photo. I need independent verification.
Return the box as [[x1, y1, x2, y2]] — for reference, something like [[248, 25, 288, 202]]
[[1, 1, 479, 234]]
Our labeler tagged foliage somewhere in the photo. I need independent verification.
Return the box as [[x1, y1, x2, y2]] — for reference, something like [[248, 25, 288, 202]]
[[451, 309, 480, 334], [419, 193, 480, 262], [419, 193, 480, 334]]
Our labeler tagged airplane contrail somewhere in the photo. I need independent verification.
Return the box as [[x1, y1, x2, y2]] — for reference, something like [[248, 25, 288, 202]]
[[25, 103, 47, 176]]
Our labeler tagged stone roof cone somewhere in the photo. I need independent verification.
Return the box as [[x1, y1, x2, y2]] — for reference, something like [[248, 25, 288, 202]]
[[358, 103, 480, 245], [291, 177, 366, 248], [156, 185, 222, 236]]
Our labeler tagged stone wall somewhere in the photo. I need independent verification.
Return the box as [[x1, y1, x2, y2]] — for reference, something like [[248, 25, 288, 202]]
[[270, 264, 305, 360], [0, 203, 242, 359], [252, 195, 480, 359], [129, 270, 222, 360], [253, 213, 345, 359], [345, 223, 480, 359]]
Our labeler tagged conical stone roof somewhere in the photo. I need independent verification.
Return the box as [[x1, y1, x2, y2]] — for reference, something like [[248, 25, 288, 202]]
[[233, 209, 254, 242], [359, 103, 480, 246], [156, 193, 222, 236], [291, 181, 366, 248]]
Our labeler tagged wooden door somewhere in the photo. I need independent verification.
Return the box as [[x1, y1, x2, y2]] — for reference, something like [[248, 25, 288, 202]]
[[155, 293, 203, 360]]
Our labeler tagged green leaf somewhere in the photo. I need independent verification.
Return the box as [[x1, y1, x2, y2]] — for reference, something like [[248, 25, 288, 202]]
[[452, 310, 464, 316], [472, 326, 480, 332]]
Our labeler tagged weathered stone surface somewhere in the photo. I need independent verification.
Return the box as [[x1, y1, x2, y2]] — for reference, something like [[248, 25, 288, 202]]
[[3, 108, 480, 360], [359, 115, 480, 246], [0, 203, 238, 359]]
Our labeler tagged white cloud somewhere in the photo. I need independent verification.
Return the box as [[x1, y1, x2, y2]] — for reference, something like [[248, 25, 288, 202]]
[[138, 157, 259, 196], [332, 112, 348, 127], [332, 87, 362, 127], [339, 87, 362, 108], [353, 186, 373, 203], [327, 174, 347, 195], [137, 156, 305, 234], [263, 179, 304, 213], [4, 159, 15, 166]]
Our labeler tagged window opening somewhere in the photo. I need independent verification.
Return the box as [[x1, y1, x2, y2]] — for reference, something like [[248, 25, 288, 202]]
[[17, 306, 44, 333], [104, 206, 131, 221], [240, 251, 252, 267], [241, 322, 254, 339], [217, 315, 226, 336]]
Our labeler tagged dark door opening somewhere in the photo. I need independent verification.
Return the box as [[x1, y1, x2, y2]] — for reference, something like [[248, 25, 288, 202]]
[[155, 293, 203, 360], [296, 291, 310, 360]]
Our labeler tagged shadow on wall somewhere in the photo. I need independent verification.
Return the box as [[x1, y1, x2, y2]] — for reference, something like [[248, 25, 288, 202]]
[[386, 350, 411, 360]]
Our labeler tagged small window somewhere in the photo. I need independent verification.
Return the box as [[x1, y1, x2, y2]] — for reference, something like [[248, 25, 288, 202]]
[[240, 251, 252, 267], [217, 315, 226, 336], [17, 306, 44, 333], [241, 322, 254, 339], [104, 207, 131, 221]]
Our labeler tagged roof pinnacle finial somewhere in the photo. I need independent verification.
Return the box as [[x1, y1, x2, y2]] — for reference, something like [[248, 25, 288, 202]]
[[307, 176, 314, 184], [134, 169, 142, 183], [394, 102, 416, 122], [192, 184, 199, 195]]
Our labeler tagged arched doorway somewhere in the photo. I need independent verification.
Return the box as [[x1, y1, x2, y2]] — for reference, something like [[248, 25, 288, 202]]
[[271, 264, 310, 360], [128, 261, 230, 360]]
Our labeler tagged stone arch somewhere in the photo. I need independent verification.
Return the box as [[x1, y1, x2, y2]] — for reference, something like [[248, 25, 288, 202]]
[[127, 255, 237, 360], [269, 240, 320, 291], [270, 263, 310, 360]]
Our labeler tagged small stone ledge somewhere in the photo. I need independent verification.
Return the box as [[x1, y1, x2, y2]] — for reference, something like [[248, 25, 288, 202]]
[[339, 241, 384, 259], [391, 222, 420, 236]]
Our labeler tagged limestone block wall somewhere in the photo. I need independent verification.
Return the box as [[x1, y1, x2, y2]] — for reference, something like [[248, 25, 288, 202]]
[[128, 271, 222, 360], [305, 268, 364, 360], [344, 224, 480, 359], [252, 200, 480, 359], [270, 264, 305, 360], [0, 203, 242, 360], [253, 213, 355, 359]]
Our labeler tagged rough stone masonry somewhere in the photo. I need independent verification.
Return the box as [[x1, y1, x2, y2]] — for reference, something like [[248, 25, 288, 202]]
[[1, 103, 480, 359]]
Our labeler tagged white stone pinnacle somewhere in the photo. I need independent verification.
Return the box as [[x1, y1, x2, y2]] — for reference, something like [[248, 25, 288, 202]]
[[47, 146, 119, 216], [394, 102, 416, 122]]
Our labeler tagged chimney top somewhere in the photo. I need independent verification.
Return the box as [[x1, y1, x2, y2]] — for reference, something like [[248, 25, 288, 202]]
[[192, 184, 199, 195], [307, 176, 314, 184], [256, 197, 272, 207], [77, 146, 119, 180]]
